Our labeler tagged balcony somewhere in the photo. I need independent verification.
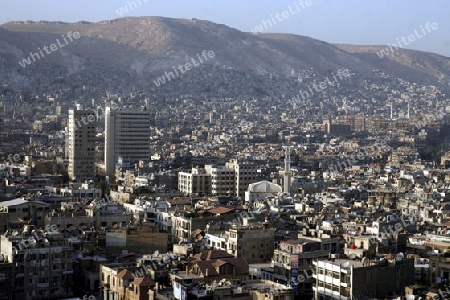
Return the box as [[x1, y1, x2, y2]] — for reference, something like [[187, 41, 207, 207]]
[[37, 283, 49, 288], [314, 274, 325, 281]]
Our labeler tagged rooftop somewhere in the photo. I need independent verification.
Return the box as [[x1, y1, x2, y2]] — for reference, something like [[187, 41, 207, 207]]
[[0, 197, 28, 207]]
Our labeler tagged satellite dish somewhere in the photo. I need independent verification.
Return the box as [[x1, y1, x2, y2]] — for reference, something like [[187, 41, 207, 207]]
[[12, 231, 18, 236]]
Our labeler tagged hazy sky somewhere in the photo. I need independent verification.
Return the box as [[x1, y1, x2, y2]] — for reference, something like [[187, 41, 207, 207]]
[[2, 0, 449, 57]]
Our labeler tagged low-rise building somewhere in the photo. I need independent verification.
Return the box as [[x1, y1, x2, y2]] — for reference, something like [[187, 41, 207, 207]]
[[99, 263, 156, 300], [226, 225, 275, 264], [105, 223, 168, 257]]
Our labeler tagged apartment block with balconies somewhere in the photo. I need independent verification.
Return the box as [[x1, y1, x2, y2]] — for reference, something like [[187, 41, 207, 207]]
[[0, 227, 73, 300], [313, 257, 414, 300]]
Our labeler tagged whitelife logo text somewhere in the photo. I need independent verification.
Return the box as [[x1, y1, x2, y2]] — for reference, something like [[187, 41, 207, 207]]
[[18, 31, 81, 68]]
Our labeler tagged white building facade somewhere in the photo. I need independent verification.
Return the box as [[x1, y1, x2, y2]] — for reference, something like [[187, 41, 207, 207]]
[[67, 106, 96, 181]]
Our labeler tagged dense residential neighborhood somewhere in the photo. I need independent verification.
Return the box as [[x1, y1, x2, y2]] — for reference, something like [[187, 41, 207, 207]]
[[1, 71, 450, 299]]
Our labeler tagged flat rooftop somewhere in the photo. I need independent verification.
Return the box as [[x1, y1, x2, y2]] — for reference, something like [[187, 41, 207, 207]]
[[315, 259, 366, 268], [243, 281, 292, 292]]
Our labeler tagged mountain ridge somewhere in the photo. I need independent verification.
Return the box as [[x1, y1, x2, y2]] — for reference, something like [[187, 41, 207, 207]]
[[0, 16, 449, 92]]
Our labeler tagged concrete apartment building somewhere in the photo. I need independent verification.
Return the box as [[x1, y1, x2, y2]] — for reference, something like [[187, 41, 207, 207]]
[[178, 167, 211, 196], [0, 228, 73, 300], [171, 213, 238, 244], [105, 223, 168, 257], [67, 105, 97, 181], [99, 263, 156, 300], [226, 159, 258, 198], [0, 198, 50, 231], [273, 239, 330, 298], [178, 159, 258, 198], [45, 201, 133, 231], [205, 164, 235, 195], [313, 257, 414, 299], [425, 235, 450, 286], [105, 106, 151, 180], [226, 225, 275, 264]]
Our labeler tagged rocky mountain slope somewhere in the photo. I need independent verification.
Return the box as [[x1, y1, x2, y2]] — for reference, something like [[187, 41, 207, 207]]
[[0, 16, 449, 91]]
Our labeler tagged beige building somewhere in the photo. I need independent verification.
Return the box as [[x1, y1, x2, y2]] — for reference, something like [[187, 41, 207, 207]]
[[226, 159, 258, 198], [178, 167, 211, 196], [205, 164, 235, 196], [426, 235, 450, 286], [105, 223, 168, 257], [226, 225, 275, 264], [171, 250, 250, 290], [178, 159, 259, 198], [45, 202, 133, 230], [171, 214, 238, 244], [99, 263, 156, 300], [67, 106, 97, 181], [273, 238, 329, 298]]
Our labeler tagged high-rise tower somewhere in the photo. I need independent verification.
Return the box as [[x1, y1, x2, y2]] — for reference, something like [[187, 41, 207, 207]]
[[104, 106, 151, 179], [67, 105, 96, 181]]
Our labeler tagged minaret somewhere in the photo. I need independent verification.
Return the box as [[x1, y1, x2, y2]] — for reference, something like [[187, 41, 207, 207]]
[[390, 102, 393, 120], [282, 146, 293, 195], [407, 103, 410, 119]]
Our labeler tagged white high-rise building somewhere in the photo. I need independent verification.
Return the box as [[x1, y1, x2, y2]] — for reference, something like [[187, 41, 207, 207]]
[[105, 106, 150, 178], [67, 106, 96, 181]]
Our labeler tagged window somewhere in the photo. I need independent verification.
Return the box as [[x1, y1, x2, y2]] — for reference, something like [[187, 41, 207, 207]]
[[333, 272, 339, 279]]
